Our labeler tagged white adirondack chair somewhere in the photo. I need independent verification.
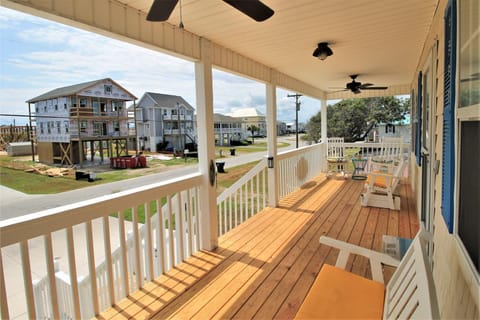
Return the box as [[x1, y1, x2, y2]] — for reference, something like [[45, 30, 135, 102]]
[[295, 228, 440, 319]]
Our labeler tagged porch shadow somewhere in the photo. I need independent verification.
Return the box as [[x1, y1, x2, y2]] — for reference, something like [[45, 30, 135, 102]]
[[97, 176, 418, 319]]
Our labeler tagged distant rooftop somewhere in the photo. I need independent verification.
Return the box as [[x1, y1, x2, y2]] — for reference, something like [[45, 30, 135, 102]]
[[227, 108, 265, 118]]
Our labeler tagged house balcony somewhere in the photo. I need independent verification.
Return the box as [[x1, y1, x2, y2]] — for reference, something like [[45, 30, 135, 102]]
[[0, 141, 418, 319]]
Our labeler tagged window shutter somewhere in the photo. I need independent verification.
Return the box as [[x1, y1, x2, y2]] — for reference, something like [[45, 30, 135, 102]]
[[441, 0, 456, 233], [416, 72, 422, 166]]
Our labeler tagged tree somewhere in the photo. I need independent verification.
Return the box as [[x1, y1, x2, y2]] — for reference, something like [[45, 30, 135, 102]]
[[247, 124, 259, 144], [305, 96, 409, 142]]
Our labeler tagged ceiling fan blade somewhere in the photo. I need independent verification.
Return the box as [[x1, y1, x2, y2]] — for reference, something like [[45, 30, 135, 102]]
[[223, 0, 274, 22], [359, 83, 374, 88], [361, 86, 388, 90], [147, 0, 178, 21]]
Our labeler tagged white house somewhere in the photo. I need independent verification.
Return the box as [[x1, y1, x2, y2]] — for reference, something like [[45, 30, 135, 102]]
[[135, 92, 195, 152], [213, 113, 244, 146], [27, 78, 136, 165], [227, 107, 267, 137]]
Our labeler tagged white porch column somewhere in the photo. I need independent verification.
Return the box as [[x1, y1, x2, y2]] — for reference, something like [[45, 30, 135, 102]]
[[195, 38, 218, 250], [321, 99, 327, 142], [266, 77, 278, 207]]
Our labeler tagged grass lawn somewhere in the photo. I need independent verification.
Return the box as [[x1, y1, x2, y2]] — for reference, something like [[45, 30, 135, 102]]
[[0, 166, 91, 194]]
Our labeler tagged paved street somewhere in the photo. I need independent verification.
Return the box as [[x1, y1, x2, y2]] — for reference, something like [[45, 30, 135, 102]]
[[0, 136, 306, 220]]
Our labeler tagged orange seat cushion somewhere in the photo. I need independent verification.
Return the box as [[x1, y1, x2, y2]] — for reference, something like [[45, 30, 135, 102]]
[[366, 172, 393, 189], [295, 264, 385, 319]]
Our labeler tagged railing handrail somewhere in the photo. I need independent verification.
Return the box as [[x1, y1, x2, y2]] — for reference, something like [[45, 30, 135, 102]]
[[216, 158, 267, 203], [0, 172, 202, 248], [276, 143, 323, 160]]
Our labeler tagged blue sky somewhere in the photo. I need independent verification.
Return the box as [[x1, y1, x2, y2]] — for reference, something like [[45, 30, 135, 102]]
[[0, 6, 325, 127]]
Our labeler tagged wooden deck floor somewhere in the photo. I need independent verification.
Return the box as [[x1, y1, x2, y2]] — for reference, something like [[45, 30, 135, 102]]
[[98, 175, 419, 320]]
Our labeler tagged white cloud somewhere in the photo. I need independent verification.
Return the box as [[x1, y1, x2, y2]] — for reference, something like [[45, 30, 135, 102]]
[[0, 6, 322, 127]]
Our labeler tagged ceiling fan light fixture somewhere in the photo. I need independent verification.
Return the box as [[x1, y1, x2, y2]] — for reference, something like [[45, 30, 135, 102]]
[[313, 42, 333, 60]]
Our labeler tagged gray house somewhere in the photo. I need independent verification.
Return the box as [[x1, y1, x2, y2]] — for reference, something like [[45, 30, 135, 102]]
[[135, 92, 195, 152]]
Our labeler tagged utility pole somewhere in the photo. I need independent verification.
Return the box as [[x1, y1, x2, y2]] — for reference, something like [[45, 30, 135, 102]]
[[287, 93, 302, 148]]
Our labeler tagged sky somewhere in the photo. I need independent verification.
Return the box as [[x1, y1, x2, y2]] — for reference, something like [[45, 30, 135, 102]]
[[0, 6, 325, 127]]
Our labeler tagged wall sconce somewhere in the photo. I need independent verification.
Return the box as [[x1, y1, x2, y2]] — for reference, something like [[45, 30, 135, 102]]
[[312, 42, 333, 60], [268, 156, 274, 169]]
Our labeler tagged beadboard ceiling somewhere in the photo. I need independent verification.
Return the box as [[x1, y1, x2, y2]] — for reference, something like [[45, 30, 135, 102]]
[[118, 0, 438, 97]]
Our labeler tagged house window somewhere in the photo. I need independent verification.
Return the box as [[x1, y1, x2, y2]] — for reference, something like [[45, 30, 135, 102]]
[[112, 101, 123, 112], [64, 121, 69, 133], [56, 121, 61, 133], [80, 98, 87, 107], [64, 103, 67, 110], [104, 85, 112, 95], [40, 123, 44, 134], [44, 106, 47, 112], [100, 101, 107, 113], [80, 121, 87, 133], [455, 0, 480, 274], [113, 121, 120, 132], [55, 105, 58, 111]]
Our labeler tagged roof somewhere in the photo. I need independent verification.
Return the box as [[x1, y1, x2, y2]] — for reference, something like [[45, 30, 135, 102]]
[[27, 78, 136, 103], [214, 113, 242, 123], [138, 92, 194, 110], [227, 108, 265, 118]]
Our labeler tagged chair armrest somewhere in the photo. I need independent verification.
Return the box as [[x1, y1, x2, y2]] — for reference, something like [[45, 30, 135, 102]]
[[319, 236, 400, 283]]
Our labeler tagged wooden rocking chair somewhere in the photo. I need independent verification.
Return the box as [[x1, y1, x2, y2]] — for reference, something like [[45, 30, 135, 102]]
[[326, 137, 348, 178], [361, 158, 405, 210]]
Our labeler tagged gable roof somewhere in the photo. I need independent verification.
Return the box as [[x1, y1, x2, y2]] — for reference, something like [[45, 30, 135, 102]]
[[138, 92, 195, 111], [27, 78, 136, 103]]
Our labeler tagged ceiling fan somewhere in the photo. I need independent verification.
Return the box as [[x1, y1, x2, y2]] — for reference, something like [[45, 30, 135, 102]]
[[146, 0, 274, 22], [331, 75, 388, 94]]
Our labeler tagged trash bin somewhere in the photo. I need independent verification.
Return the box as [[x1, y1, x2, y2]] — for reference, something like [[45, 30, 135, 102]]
[[216, 161, 225, 173], [230, 148, 236, 156]]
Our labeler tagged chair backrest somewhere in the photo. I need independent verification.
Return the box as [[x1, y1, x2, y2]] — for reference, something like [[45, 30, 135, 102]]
[[378, 136, 404, 161], [383, 233, 440, 319], [327, 137, 345, 159]]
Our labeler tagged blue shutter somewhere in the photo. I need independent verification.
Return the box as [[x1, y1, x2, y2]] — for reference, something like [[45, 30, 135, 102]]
[[416, 72, 422, 166], [441, 0, 456, 233]]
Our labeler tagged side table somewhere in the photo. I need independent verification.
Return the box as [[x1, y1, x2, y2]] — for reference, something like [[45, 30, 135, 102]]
[[352, 157, 368, 180]]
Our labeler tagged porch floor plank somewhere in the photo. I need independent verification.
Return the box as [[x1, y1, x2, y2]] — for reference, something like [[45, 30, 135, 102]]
[[96, 175, 418, 320]]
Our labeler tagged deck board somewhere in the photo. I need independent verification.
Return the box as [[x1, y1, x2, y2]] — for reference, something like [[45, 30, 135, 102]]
[[96, 175, 418, 320]]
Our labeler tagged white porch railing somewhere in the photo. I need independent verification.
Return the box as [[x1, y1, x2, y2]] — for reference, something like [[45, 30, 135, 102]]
[[216, 159, 268, 237], [277, 143, 325, 199], [1, 141, 335, 319], [0, 173, 202, 320]]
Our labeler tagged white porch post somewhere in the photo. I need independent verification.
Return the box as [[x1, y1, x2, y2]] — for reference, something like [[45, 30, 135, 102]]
[[321, 99, 327, 142], [266, 77, 278, 207], [195, 38, 218, 250]]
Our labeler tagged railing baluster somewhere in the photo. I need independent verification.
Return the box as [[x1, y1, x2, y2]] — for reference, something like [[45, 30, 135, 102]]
[[167, 195, 175, 268], [177, 192, 185, 261], [250, 178, 254, 218], [65, 227, 81, 319], [186, 189, 193, 257], [20, 241, 36, 319], [0, 251, 9, 320], [156, 199, 166, 274], [132, 207, 142, 290], [44, 233, 60, 320], [255, 173, 260, 212], [85, 221, 99, 315], [102, 216, 115, 306], [145, 202, 154, 282], [194, 188, 201, 251], [118, 211, 129, 297]]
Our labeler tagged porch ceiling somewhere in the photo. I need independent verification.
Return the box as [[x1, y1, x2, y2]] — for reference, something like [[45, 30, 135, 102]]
[[119, 0, 438, 98]]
